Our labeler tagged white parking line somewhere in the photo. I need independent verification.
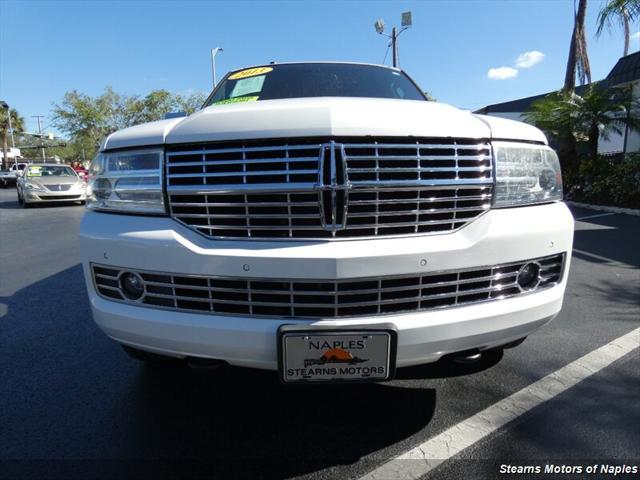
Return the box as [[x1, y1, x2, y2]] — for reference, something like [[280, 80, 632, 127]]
[[360, 327, 640, 480], [575, 212, 617, 221]]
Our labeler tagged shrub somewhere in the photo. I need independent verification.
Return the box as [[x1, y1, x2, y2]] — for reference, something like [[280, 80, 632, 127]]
[[566, 153, 640, 208]]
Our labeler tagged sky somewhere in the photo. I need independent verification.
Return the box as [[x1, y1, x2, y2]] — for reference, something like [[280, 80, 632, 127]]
[[0, 0, 629, 136]]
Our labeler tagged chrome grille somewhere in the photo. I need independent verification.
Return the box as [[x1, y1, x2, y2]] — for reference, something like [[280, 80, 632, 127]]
[[92, 253, 564, 319], [166, 138, 493, 240], [45, 184, 72, 191]]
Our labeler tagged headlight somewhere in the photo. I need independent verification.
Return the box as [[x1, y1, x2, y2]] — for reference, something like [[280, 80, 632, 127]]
[[87, 149, 165, 214], [25, 182, 46, 191], [493, 142, 563, 207]]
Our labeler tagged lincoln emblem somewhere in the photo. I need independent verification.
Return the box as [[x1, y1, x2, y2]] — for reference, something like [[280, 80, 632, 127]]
[[316, 141, 351, 234]]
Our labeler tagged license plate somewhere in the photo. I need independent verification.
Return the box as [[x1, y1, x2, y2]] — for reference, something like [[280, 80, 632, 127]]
[[279, 330, 395, 384]]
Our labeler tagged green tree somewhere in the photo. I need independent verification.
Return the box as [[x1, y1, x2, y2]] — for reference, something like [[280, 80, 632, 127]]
[[52, 87, 206, 161], [124, 90, 178, 125], [175, 91, 207, 114], [1, 107, 25, 169], [525, 85, 640, 162], [596, 0, 640, 56], [52, 86, 126, 154], [123, 90, 206, 125]]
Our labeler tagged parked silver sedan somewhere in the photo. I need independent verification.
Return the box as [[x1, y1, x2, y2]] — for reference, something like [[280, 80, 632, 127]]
[[17, 164, 87, 207]]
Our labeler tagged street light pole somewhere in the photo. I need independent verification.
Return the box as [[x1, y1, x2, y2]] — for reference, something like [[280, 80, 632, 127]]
[[375, 12, 412, 68], [211, 47, 223, 88]]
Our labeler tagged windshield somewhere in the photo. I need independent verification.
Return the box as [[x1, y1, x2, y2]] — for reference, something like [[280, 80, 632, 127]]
[[204, 63, 425, 106], [26, 165, 78, 178]]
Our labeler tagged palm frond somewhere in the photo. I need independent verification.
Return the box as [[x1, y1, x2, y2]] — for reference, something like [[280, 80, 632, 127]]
[[596, 0, 640, 36]]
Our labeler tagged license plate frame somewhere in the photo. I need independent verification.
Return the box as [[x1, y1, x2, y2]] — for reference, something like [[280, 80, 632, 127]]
[[278, 325, 397, 384]]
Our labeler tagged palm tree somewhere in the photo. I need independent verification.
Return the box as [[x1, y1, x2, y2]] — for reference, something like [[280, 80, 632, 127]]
[[574, 85, 640, 159], [565, 0, 592, 91], [524, 85, 640, 161], [596, 0, 640, 56], [1, 107, 25, 169]]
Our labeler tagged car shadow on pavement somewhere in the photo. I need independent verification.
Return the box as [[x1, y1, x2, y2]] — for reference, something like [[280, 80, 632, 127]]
[[125, 364, 436, 478], [2, 264, 443, 480], [572, 212, 640, 268], [0, 201, 84, 210], [570, 212, 640, 313], [396, 348, 504, 380], [0, 189, 21, 209]]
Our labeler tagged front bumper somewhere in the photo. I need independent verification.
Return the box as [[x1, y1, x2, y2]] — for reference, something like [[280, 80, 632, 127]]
[[25, 190, 86, 203], [80, 202, 574, 370]]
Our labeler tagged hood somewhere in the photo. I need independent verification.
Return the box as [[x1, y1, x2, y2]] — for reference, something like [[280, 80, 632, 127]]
[[101, 97, 547, 150], [101, 117, 184, 151], [472, 113, 547, 144]]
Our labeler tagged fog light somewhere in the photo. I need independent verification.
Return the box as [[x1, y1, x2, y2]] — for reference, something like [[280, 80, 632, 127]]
[[517, 262, 541, 291], [119, 272, 145, 300]]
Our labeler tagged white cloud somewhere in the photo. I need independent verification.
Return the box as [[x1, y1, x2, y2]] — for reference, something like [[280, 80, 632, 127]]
[[487, 67, 518, 80], [632, 31, 640, 40], [516, 50, 545, 68]]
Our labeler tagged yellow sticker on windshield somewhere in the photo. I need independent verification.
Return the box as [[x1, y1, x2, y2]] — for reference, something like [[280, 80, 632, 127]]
[[228, 67, 273, 80], [27, 167, 42, 177], [212, 96, 259, 105]]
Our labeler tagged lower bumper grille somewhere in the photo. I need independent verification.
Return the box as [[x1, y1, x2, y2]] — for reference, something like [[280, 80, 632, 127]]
[[92, 254, 565, 319], [37, 195, 81, 200]]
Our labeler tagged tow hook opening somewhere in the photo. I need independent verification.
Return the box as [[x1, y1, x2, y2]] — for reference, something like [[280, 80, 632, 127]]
[[186, 357, 228, 371], [449, 349, 483, 364]]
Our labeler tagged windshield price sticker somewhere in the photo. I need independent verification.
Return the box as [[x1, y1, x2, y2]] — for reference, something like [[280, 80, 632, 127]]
[[228, 67, 273, 80], [212, 96, 259, 106], [27, 167, 42, 177], [281, 331, 392, 383], [230, 75, 266, 98]]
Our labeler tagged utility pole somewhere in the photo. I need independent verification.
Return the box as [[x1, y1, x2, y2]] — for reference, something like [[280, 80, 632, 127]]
[[391, 27, 398, 68], [375, 12, 412, 68], [32, 115, 46, 161]]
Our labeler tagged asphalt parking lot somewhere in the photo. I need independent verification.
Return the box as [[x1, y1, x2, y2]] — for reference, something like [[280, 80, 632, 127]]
[[0, 186, 638, 480]]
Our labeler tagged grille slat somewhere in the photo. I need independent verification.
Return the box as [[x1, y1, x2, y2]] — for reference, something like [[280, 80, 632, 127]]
[[166, 138, 494, 240], [347, 167, 489, 173], [92, 254, 564, 319], [347, 155, 490, 161], [169, 157, 319, 168], [169, 169, 319, 179]]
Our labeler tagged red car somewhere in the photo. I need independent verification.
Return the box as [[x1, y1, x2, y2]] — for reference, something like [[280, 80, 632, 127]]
[[72, 163, 89, 182]]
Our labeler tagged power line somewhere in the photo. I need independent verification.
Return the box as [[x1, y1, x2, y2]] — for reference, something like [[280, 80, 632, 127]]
[[382, 42, 391, 65]]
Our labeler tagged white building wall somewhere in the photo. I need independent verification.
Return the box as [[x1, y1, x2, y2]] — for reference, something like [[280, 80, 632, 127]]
[[624, 82, 640, 154]]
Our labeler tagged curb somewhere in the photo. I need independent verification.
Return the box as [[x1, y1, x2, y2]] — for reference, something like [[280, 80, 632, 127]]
[[566, 200, 640, 217]]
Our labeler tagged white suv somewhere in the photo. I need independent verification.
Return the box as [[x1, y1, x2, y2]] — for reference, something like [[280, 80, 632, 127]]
[[81, 62, 573, 383]]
